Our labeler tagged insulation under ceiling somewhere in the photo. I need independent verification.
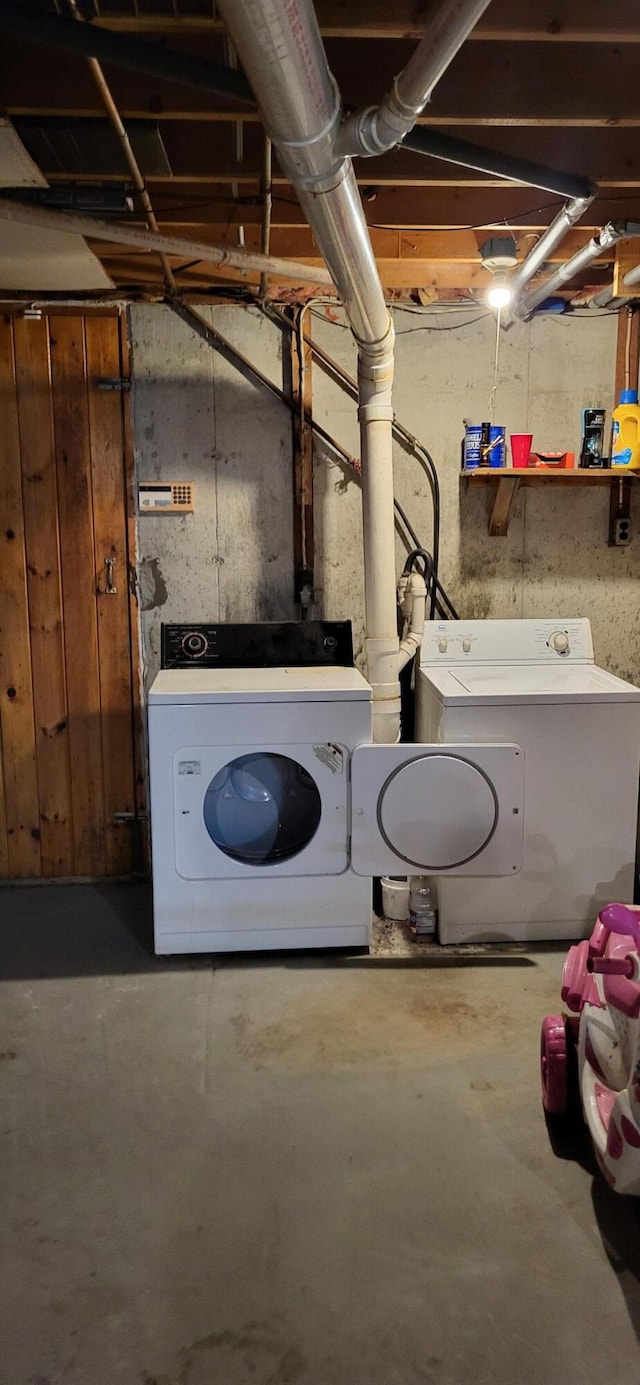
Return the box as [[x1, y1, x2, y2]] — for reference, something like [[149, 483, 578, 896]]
[[0, 118, 113, 289], [0, 220, 114, 290], [0, 118, 48, 188]]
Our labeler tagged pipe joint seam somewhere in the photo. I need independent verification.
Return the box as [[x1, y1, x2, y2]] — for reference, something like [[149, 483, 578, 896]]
[[370, 682, 403, 701], [291, 160, 350, 196], [274, 74, 341, 150], [358, 402, 394, 423], [382, 75, 429, 133], [337, 106, 383, 158]]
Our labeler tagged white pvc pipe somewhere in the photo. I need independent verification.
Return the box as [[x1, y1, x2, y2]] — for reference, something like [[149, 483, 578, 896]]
[[398, 572, 427, 672], [358, 324, 402, 740]]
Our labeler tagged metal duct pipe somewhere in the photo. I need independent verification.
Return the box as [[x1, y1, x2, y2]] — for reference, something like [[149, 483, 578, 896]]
[[516, 222, 640, 319], [337, 0, 492, 158], [506, 195, 595, 305], [574, 283, 631, 311], [623, 264, 640, 289], [216, 0, 400, 742]]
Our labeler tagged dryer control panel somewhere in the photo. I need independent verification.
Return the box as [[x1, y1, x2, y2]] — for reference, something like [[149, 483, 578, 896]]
[[161, 620, 354, 669]]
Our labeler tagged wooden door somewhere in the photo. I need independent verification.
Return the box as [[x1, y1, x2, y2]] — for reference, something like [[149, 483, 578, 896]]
[[0, 312, 144, 879]]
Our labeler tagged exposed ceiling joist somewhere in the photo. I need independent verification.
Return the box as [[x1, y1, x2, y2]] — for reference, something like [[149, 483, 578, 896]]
[[88, 0, 640, 43], [1, 34, 639, 127], [0, 0, 636, 301]]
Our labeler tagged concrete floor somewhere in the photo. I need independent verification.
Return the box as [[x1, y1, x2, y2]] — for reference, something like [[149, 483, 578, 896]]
[[2, 885, 640, 1385]]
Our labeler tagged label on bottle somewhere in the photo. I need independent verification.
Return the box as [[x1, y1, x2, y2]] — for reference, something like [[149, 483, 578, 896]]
[[408, 910, 437, 937]]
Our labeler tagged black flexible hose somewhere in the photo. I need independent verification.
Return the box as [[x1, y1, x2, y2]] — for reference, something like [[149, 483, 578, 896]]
[[402, 547, 460, 622]]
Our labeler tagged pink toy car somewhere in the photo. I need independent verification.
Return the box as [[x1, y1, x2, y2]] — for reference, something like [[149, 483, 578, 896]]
[[541, 903, 640, 1194]]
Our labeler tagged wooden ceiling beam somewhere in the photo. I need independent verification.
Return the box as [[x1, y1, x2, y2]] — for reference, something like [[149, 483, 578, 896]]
[[94, 250, 613, 296], [88, 184, 637, 229], [10, 107, 640, 130], [91, 224, 618, 265], [2, 37, 640, 125], [33, 118, 640, 186], [91, 0, 640, 43]]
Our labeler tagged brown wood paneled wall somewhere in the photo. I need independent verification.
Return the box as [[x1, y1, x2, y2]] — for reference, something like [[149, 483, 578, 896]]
[[0, 312, 143, 879]]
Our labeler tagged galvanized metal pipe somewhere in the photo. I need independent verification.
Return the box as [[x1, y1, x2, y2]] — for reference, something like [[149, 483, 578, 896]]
[[506, 195, 594, 308], [0, 0, 580, 220], [337, 0, 492, 158], [516, 222, 640, 319]]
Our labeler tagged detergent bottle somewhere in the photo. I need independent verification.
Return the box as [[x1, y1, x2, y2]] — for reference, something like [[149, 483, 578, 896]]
[[611, 389, 640, 469]]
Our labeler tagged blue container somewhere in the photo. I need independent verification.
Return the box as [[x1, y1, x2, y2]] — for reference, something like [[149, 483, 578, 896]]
[[463, 423, 505, 470], [463, 423, 482, 469]]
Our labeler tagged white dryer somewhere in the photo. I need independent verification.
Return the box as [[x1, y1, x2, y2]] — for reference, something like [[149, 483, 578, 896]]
[[417, 618, 640, 945], [149, 621, 525, 955]]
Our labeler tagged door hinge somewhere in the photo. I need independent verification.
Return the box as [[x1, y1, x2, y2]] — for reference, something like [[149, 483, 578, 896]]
[[97, 376, 131, 392], [113, 811, 148, 824]]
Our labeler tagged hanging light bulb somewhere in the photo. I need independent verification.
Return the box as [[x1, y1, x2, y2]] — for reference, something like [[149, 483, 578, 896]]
[[480, 236, 518, 311], [487, 274, 513, 310]]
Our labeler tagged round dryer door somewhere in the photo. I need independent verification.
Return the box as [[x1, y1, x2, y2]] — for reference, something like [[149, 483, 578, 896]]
[[378, 753, 498, 870], [203, 751, 322, 866]]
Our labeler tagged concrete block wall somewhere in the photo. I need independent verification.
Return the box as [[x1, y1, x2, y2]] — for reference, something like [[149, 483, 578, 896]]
[[129, 304, 294, 686], [130, 302, 639, 687]]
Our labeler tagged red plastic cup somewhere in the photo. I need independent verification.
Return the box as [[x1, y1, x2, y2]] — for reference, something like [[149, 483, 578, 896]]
[[510, 433, 533, 469]]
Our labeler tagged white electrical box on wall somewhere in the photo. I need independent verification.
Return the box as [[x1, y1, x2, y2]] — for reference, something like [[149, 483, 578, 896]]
[[138, 482, 194, 513]]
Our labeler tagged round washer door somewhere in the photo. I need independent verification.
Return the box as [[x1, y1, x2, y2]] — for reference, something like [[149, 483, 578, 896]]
[[377, 753, 498, 870]]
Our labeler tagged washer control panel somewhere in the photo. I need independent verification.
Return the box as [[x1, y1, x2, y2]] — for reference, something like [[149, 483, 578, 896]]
[[161, 620, 354, 669], [420, 618, 594, 666]]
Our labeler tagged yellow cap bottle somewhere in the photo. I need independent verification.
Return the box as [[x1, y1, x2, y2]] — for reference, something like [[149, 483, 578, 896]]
[[611, 389, 640, 469]]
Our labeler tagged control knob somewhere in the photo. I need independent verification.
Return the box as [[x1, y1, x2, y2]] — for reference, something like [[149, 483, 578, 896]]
[[438, 637, 448, 653], [181, 630, 208, 659], [462, 638, 472, 653], [549, 630, 569, 655]]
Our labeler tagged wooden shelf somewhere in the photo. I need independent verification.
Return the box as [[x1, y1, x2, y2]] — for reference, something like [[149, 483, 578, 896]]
[[462, 467, 639, 537]]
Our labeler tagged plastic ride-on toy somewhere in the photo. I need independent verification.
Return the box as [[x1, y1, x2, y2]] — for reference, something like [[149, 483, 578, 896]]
[[541, 903, 640, 1194]]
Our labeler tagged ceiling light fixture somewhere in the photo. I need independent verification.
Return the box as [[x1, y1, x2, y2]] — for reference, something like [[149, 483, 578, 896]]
[[480, 235, 518, 310], [487, 275, 513, 310]]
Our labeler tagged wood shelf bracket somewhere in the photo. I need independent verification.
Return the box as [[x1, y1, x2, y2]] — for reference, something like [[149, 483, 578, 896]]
[[463, 468, 640, 538]]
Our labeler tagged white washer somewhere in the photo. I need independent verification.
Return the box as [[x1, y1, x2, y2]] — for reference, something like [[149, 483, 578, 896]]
[[417, 618, 640, 944]]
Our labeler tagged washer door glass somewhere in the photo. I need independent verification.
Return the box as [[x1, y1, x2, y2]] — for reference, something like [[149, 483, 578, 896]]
[[203, 752, 322, 865]]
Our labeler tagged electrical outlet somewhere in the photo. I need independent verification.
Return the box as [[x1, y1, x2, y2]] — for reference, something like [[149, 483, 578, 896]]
[[613, 516, 631, 546]]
